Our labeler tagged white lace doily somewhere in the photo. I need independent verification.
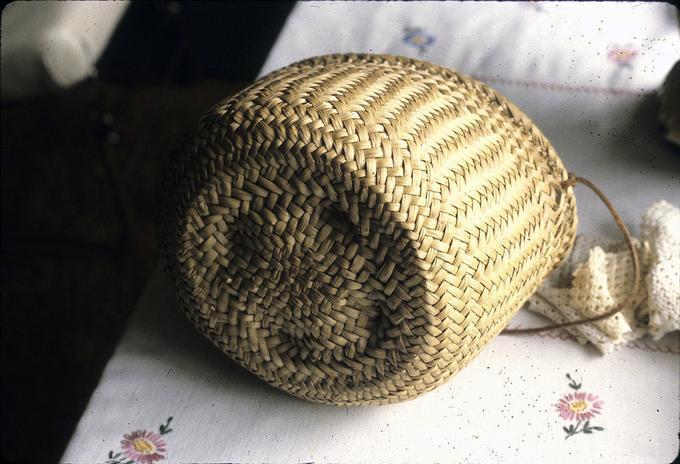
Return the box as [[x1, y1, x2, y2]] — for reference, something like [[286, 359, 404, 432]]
[[527, 201, 680, 354]]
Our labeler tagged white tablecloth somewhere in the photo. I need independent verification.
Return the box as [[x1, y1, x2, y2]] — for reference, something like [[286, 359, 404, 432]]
[[62, 2, 680, 463]]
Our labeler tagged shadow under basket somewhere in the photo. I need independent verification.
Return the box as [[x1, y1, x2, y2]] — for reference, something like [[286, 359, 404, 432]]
[[158, 53, 577, 406]]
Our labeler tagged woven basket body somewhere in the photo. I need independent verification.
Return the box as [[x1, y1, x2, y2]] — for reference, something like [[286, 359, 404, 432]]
[[159, 54, 577, 405]]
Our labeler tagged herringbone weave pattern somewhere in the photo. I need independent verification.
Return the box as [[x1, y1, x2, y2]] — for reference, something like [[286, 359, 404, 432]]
[[159, 54, 577, 405]]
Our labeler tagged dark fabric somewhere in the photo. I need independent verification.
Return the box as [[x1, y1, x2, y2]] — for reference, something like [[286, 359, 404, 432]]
[[1, 2, 293, 461]]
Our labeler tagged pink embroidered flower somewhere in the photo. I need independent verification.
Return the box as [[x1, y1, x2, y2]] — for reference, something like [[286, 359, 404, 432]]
[[555, 391, 603, 421], [121, 430, 167, 463], [607, 47, 638, 65]]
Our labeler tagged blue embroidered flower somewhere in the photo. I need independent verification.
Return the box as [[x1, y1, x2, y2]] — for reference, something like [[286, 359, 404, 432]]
[[403, 27, 435, 55]]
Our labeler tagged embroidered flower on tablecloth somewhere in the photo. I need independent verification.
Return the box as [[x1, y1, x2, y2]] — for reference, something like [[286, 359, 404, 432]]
[[402, 27, 435, 55], [556, 391, 603, 421], [105, 417, 173, 464], [607, 44, 638, 67], [525, 1, 546, 13], [120, 430, 167, 464], [555, 374, 604, 439]]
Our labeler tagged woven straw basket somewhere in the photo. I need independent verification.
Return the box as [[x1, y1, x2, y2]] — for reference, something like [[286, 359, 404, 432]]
[[159, 54, 577, 405]]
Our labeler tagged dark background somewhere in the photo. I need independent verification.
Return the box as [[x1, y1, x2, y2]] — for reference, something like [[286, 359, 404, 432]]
[[1, 2, 295, 462]]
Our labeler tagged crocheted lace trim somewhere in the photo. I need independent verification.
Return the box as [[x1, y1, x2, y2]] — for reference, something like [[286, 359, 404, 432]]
[[527, 201, 679, 354]]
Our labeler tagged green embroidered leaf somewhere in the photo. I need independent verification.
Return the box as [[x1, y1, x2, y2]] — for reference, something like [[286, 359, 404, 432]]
[[566, 373, 583, 390], [563, 426, 570, 433], [108, 451, 113, 459], [583, 429, 592, 434], [584, 420, 590, 429], [159, 416, 174, 435], [592, 426, 604, 431]]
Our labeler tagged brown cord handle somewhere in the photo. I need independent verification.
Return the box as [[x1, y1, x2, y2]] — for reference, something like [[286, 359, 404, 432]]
[[502, 174, 641, 335]]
